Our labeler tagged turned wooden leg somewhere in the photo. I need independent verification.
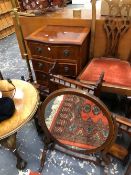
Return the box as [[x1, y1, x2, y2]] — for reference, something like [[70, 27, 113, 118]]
[[128, 142, 131, 154], [34, 117, 43, 136], [39, 147, 48, 173], [13, 148, 27, 170], [38, 135, 54, 173], [101, 151, 111, 165], [125, 97, 131, 118], [0, 133, 27, 170]]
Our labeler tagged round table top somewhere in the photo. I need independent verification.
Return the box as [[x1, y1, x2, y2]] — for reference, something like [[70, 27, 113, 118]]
[[0, 79, 39, 140]]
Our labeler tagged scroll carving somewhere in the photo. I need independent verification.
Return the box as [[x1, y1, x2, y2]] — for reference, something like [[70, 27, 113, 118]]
[[103, 0, 131, 58]]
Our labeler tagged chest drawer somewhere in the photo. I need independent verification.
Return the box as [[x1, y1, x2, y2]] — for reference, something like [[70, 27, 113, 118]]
[[28, 42, 56, 58], [28, 42, 80, 61], [26, 25, 89, 93], [32, 59, 77, 77], [35, 71, 48, 85], [54, 45, 80, 60], [32, 59, 53, 73], [57, 62, 77, 77]]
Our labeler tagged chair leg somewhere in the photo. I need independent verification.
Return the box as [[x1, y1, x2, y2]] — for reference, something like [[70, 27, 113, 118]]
[[0, 133, 27, 170], [34, 117, 43, 136], [125, 97, 131, 118]]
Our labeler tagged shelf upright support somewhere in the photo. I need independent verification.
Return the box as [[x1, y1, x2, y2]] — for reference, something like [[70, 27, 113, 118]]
[[89, 0, 96, 59], [10, 0, 33, 82]]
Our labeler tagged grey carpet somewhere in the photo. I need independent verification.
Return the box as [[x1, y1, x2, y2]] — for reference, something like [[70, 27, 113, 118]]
[[0, 34, 130, 175]]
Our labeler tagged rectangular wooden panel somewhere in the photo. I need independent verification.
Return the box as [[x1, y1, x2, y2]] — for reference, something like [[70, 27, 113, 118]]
[[0, 25, 15, 39], [0, 0, 15, 39]]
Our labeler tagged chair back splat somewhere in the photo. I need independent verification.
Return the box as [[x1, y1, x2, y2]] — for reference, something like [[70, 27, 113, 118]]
[[89, 0, 96, 59], [104, 0, 131, 58]]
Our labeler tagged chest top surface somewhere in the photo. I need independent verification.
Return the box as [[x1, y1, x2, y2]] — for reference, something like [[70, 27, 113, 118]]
[[25, 25, 90, 45]]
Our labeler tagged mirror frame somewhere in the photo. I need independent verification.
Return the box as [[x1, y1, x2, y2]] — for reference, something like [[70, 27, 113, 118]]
[[38, 88, 117, 154]]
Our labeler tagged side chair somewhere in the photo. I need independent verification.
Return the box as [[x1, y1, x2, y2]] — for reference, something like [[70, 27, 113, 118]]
[[78, 0, 131, 118]]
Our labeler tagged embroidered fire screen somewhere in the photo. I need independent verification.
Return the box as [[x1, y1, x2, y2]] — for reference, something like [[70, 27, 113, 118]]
[[45, 94, 110, 150]]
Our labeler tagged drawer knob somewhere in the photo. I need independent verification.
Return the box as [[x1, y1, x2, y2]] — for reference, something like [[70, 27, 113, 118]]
[[38, 63, 43, 68], [64, 66, 69, 72], [36, 47, 42, 53], [42, 74, 46, 79], [63, 49, 70, 57]]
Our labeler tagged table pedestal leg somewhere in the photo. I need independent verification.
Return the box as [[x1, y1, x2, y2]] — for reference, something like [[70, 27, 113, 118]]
[[0, 133, 27, 170]]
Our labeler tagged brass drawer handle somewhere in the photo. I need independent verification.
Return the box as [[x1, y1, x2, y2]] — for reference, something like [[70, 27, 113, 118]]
[[63, 49, 70, 57], [36, 47, 42, 53], [64, 66, 69, 72], [38, 63, 43, 68]]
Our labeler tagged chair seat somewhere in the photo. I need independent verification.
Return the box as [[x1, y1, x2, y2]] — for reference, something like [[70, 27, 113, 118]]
[[79, 58, 131, 88]]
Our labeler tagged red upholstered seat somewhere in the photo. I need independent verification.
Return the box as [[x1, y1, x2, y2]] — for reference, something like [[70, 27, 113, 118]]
[[79, 58, 131, 88]]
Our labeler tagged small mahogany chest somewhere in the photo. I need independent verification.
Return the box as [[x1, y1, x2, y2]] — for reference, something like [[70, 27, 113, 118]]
[[25, 25, 90, 93]]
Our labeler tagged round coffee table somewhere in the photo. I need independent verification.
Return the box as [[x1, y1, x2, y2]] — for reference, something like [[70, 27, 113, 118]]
[[0, 79, 39, 169]]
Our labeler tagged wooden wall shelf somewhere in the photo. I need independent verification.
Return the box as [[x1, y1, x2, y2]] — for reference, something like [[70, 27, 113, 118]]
[[0, 0, 15, 39], [0, 9, 11, 15]]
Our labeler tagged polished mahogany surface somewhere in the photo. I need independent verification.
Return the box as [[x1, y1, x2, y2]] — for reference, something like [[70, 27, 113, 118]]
[[0, 80, 39, 140], [26, 25, 90, 45], [25, 25, 89, 93]]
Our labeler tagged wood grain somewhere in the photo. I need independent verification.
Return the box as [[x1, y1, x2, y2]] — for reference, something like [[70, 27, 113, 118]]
[[12, 7, 131, 60], [0, 80, 39, 140]]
